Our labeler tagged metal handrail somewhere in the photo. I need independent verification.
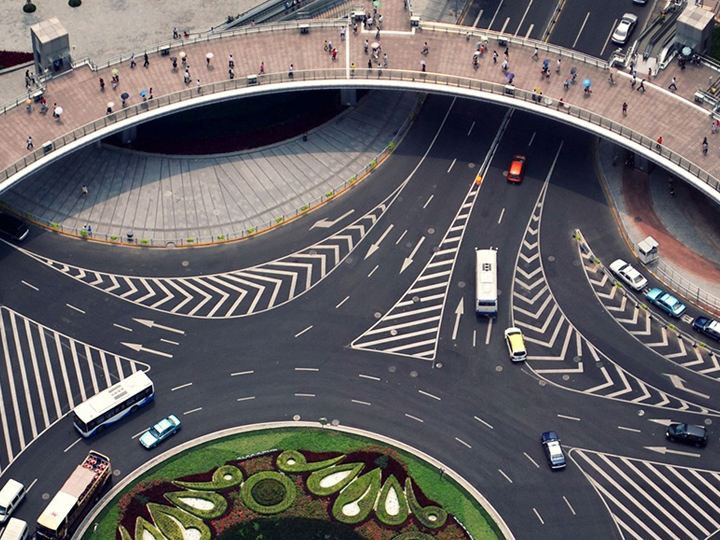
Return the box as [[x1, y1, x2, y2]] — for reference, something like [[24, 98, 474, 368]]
[[3, 64, 719, 196]]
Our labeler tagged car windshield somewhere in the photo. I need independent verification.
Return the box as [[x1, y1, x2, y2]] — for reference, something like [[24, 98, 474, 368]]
[[547, 442, 563, 457]]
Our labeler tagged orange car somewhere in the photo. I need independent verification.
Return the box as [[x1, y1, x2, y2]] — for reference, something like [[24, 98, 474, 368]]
[[507, 155, 526, 183]]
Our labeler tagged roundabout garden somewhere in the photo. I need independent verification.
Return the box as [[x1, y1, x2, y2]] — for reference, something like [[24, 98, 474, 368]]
[[81, 426, 507, 540]]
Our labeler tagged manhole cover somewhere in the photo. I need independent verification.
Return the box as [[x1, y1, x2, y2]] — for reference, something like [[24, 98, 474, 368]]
[[468, 163, 475, 168], [412, 296, 420, 303], [637, 409, 645, 416], [331, 419, 340, 426], [539, 380, 547, 386], [435, 362, 442, 368], [428, 228, 435, 234], [293, 415, 301, 421], [495, 365, 503, 372], [562, 374, 570, 380], [390, 329, 397, 335], [374, 312, 382, 318], [573, 356, 582, 363], [113, 469, 121, 476], [458, 281, 466, 288], [309, 249, 317, 255], [389, 366, 397, 373], [181, 260, 190, 267], [547, 255, 555, 262], [410, 371, 418, 378]]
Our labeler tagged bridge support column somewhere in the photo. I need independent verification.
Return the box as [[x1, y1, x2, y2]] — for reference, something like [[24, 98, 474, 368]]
[[119, 126, 137, 145], [340, 88, 357, 107]]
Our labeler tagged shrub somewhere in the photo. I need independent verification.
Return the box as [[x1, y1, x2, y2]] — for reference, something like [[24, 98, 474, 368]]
[[140, 239, 149, 245], [110, 235, 119, 241], [186, 238, 194, 243], [251, 478, 286, 506], [240, 471, 295, 514], [217, 234, 225, 240], [69, 0, 82, 6], [247, 228, 255, 234], [275, 216, 283, 223], [300, 205, 308, 211], [23, 3, 37, 13]]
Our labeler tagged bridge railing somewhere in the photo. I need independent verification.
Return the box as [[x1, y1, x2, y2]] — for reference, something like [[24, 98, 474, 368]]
[[3, 65, 719, 197]]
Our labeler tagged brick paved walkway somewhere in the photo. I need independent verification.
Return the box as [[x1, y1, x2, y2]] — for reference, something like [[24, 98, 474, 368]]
[[2, 12, 720, 199]]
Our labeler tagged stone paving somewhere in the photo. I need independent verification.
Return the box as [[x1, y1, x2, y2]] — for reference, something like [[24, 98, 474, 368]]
[[1, 13, 720, 201]]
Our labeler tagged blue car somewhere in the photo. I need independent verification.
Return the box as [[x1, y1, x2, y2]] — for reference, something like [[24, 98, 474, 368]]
[[693, 316, 720, 341], [645, 288, 686, 318], [139, 414, 181, 449]]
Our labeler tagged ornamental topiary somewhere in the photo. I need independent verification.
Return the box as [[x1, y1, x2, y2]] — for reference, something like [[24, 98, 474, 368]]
[[240, 471, 296, 514], [23, 2, 37, 13], [68, 0, 82, 6]]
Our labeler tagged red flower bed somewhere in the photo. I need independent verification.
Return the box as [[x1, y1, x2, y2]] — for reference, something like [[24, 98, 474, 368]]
[[0, 51, 33, 70]]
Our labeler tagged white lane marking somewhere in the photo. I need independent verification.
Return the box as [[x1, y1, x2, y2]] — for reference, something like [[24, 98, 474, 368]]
[[131, 429, 146, 439], [499, 17, 510, 34], [405, 413, 424, 422], [295, 325, 313, 337], [294, 393, 316, 398], [572, 12, 591, 49], [455, 437, 472, 448], [564, 496, 576, 515], [533, 508, 545, 524], [351, 399, 371, 406], [396, 230, 407, 244], [66, 304, 85, 314], [473, 330, 477, 347], [336, 296, 350, 308], [133, 318, 185, 335], [498, 208, 505, 224], [359, 373, 381, 381], [184, 407, 202, 415], [418, 389, 441, 400], [295, 367, 319, 372], [528, 132, 536, 146], [400, 236, 425, 274], [618, 426, 641, 433], [524, 452, 540, 468], [487, 0, 504, 30], [365, 224, 394, 260], [231, 370, 254, 376], [121, 342, 173, 358], [237, 396, 255, 402], [161, 338, 179, 345], [447, 159, 457, 173], [498, 469, 513, 483], [423, 195, 435, 208], [600, 19, 618, 57], [485, 319, 493, 344], [525, 23, 534, 39], [474, 415, 494, 429], [21, 281, 38, 291], [368, 264, 379, 277], [467, 121, 476, 136], [513, 0, 535, 37], [64, 438, 82, 453], [171, 382, 193, 391], [113, 323, 132, 332], [26, 478, 38, 493], [558, 414, 581, 421]]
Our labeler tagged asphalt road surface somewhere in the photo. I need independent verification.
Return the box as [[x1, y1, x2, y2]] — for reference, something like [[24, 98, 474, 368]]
[[1, 95, 719, 540]]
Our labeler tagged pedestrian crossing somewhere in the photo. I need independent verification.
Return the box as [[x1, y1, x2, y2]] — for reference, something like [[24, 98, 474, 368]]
[[0, 306, 147, 472], [577, 233, 720, 380], [19, 189, 398, 319], [351, 176, 482, 360], [511, 182, 717, 415], [572, 448, 720, 540]]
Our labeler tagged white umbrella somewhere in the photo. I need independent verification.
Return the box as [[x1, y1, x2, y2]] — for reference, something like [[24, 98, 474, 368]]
[[55, 106, 63, 116], [107, 102, 115, 108], [206, 52, 214, 59], [179, 51, 187, 58]]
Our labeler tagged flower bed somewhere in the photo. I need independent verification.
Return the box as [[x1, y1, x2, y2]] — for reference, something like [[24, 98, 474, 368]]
[[83, 428, 505, 540]]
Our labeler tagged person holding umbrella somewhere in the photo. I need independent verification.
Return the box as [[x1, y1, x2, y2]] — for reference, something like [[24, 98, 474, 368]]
[[582, 78, 592, 95], [121, 92, 129, 106], [106, 102, 114, 115]]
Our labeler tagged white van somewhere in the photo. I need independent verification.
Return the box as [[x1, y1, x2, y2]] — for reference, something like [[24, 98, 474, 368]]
[[0, 518, 28, 540], [0, 480, 25, 524]]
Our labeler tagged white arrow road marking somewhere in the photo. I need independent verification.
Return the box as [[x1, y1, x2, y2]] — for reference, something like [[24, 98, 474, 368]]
[[663, 373, 710, 399], [365, 224, 394, 260], [132, 318, 186, 335], [452, 297, 464, 340], [121, 342, 173, 358], [311, 209, 355, 229], [400, 236, 425, 274], [647, 418, 674, 426], [644, 446, 702, 458]]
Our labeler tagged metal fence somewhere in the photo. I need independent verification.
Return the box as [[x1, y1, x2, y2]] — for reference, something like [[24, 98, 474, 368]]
[[652, 260, 720, 316]]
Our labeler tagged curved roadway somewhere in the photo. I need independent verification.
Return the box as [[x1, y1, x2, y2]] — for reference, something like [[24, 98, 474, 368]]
[[2, 95, 720, 540]]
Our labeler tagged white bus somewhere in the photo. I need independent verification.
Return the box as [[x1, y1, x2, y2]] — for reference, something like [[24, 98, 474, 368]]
[[72, 371, 154, 437], [475, 249, 498, 317]]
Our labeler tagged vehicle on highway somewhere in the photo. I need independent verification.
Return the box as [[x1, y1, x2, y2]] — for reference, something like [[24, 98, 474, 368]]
[[608, 259, 647, 291], [504, 327, 527, 362], [645, 287, 687, 317], [541, 431, 567, 469], [0, 479, 25, 524], [692, 316, 720, 341], [475, 249, 498, 317], [140, 414, 182, 449], [611, 13, 638, 45], [0, 212, 29, 241], [36, 451, 111, 540], [666, 423, 708, 447], [507, 155, 526, 183], [72, 371, 155, 437], [0, 518, 28, 540], [633, 0, 647, 5]]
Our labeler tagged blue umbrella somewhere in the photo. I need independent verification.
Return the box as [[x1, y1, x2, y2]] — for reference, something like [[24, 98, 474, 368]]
[[582, 78, 592, 87], [140, 90, 148, 97]]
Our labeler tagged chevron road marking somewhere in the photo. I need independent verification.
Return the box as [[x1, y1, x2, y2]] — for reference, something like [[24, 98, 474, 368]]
[[698, 354, 720, 375], [666, 335, 688, 359], [647, 327, 669, 348], [617, 306, 640, 324], [629, 311, 652, 336], [584, 366, 616, 394], [663, 373, 710, 399], [606, 295, 627, 312], [596, 284, 618, 300]]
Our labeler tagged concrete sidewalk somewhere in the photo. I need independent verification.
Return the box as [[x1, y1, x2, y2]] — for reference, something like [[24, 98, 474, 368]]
[[600, 139, 720, 314]]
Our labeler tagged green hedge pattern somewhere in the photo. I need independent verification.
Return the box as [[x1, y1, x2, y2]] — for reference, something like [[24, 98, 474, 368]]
[[240, 471, 296, 514]]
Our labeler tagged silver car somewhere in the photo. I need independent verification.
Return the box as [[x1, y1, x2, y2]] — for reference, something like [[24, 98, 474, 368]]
[[609, 259, 647, 291], [612, 13, 638, 45]]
